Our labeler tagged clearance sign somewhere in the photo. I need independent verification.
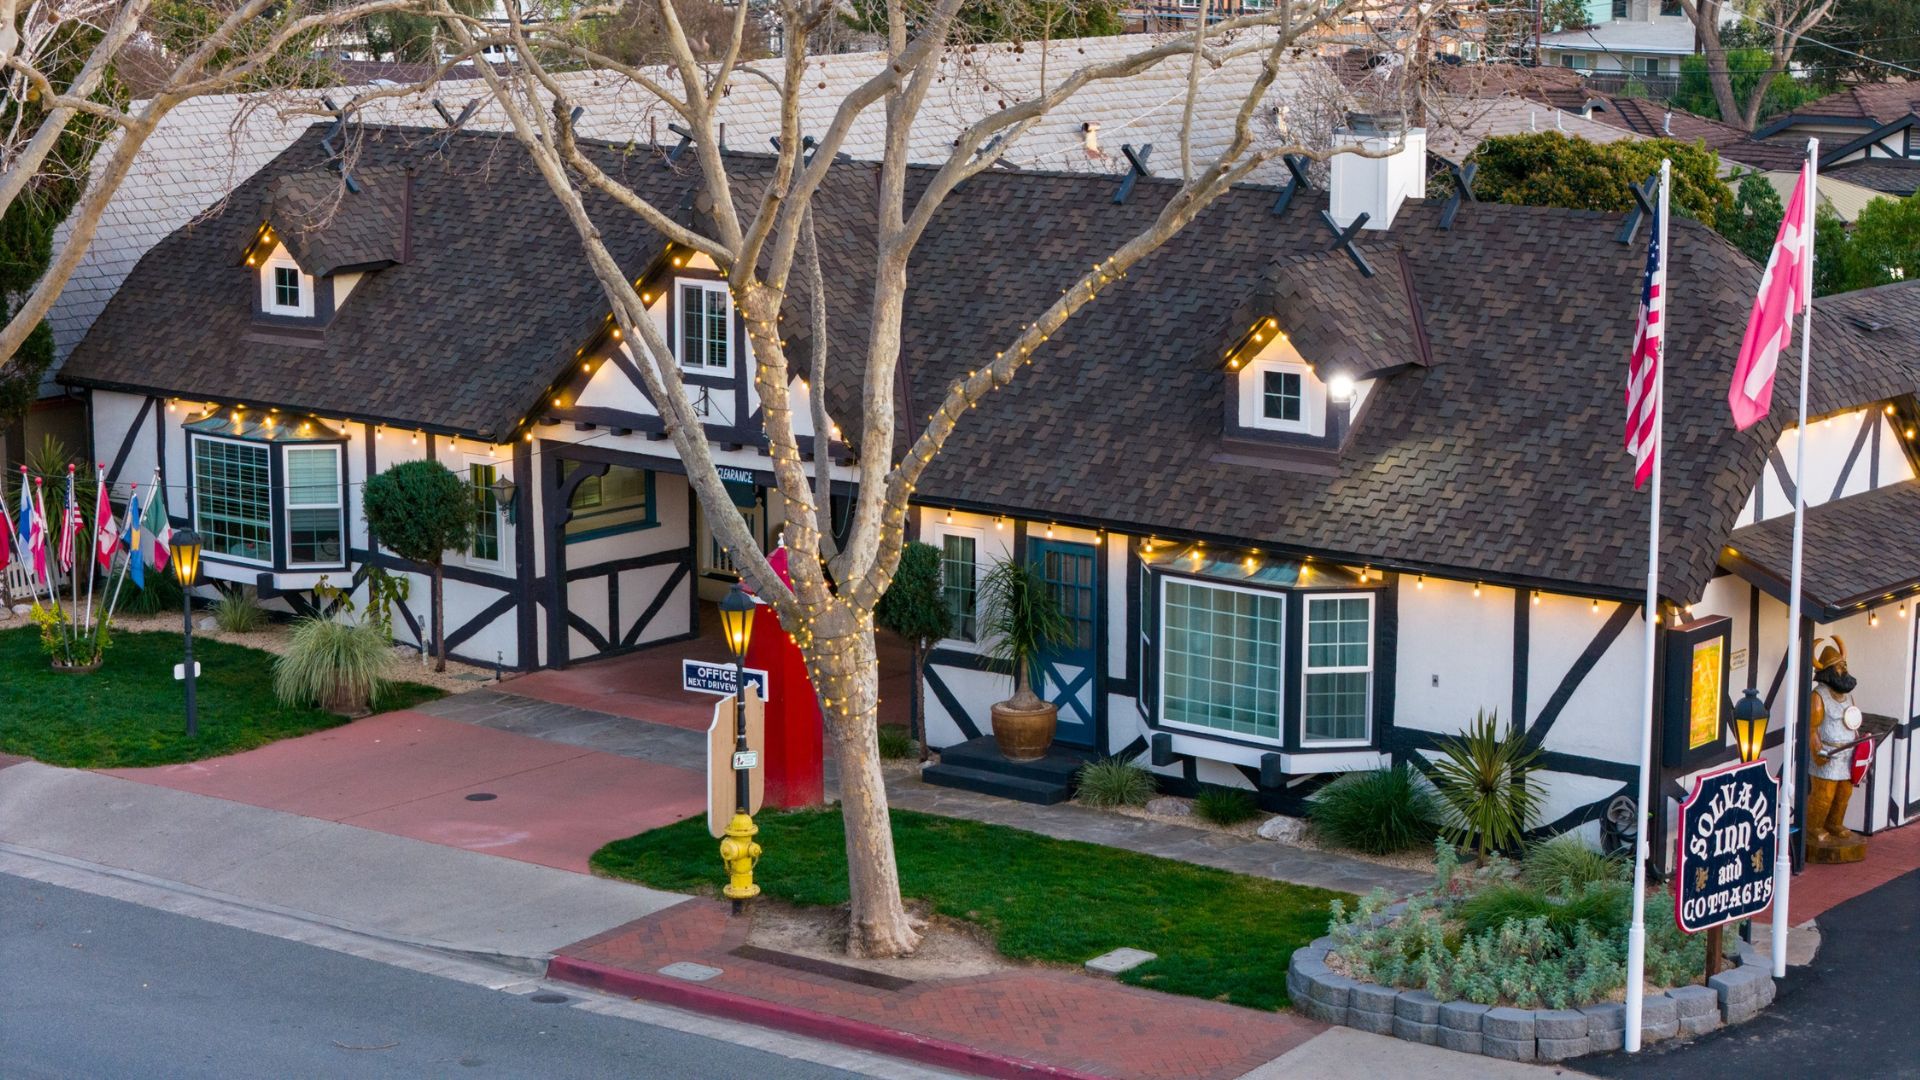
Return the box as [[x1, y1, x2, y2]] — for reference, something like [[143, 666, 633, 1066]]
[[1674, 759, 1779, 933]]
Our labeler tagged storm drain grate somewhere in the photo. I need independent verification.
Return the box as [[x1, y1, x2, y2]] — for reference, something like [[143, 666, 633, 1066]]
[[465, 793, 497, 802]]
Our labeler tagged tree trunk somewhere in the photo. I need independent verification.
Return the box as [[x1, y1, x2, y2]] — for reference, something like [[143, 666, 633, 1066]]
[[911, 643, 928, 763], [809, 612, 921, 958], [432, 560, 446, 673]]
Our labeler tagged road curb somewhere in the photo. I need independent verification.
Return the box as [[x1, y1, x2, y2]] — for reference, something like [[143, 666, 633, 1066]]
[[546, 954, 1108, 1080]]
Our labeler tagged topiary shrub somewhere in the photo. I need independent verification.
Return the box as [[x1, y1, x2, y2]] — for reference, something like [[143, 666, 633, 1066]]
[[273, 614, 390, 715], [1076, 758, 1156, 808], [874, 541, 951, 763], [1308, 765, 1439, 854], [362, 460, 472, 672], [1192, 785, 1260, 826], [212, 586, 268, 633]]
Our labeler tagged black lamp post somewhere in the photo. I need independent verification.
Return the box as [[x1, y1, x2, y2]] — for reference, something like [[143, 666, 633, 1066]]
[[716, 580, 761, 912], [170, 528, 204, 738], [1731, 687, 1770, 764]]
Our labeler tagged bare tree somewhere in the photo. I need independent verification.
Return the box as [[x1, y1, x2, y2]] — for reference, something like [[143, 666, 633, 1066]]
[[0, 0, 471, 394], [1677, 0, 1836, 131], [442, 0, 1427, 956]]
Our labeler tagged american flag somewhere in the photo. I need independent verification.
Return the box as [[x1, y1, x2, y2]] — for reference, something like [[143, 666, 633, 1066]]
[[1625, 196, 1666, 490], [57, 466, 80, 573]]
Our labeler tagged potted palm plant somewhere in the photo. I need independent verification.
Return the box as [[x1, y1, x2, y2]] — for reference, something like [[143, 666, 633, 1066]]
[[978, 557, 1073, 761]]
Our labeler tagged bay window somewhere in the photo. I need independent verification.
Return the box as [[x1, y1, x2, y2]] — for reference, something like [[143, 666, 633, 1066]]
[[193, 437, 273, 563], [1143, 547, 1379, 749], [285, 446, 343, 567], [1304, 594, 1374, 742]]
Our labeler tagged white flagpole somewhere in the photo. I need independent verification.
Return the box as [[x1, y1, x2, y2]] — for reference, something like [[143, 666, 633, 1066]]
[[1625, 157, 1671, 1055], [1772, 138, 1818, 978]]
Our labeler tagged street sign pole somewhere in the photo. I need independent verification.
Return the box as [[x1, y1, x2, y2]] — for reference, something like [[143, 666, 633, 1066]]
[[731, 652, 750, 914]]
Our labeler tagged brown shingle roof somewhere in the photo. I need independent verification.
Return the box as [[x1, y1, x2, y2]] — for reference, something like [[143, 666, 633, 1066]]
[[60, 122, 1920, 602], [1725, 481, 1920, 619], [1792, 78, 1920, 125], [266, 164, 411, 276]]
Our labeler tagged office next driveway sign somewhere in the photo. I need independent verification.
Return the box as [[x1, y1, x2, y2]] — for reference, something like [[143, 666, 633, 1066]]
[[682, 659, 769, 701], [1675, 759, 1779, 934]]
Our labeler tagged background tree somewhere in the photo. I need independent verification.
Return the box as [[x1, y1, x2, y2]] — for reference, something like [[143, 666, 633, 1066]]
[[1674, 0, 1837, 131], [439, 0, 1404, 956], [578, 0, 771, 66], [1794, 0, 1920, 84], [362, 460, 473, 673], [1465, 132, 1733, 226], [845, 0, 1124, 42], [1718, 170, 1787, 264], [873, 541, 951, 762], [1673, 46, 1823, 123], [358, 0, 493, 64], [1540, 0, 1592, 33], [1712, 173, 1916, 296]]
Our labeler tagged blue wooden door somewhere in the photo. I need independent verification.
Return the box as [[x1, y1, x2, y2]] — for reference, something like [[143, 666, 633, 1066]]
[[1030, 539, 1099, 749]]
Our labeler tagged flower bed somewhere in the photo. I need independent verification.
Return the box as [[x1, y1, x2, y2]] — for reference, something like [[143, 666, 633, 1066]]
[[1285, 842, 1777, 1062]]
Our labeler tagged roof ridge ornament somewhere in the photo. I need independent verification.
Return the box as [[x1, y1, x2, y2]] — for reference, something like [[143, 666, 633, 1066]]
[[1429, 152, 1477, 231], [1616, 171, 1661, 245], [430, 97, 481, 153], [1318, 210, 1376, 277], [1269, 153, 1314, 217], [317, 96, 362, 195], [1113, 143, 1153, 205]]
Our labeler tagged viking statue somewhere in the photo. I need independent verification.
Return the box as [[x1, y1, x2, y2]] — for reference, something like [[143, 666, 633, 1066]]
[[1806, 637, 1866, 845]]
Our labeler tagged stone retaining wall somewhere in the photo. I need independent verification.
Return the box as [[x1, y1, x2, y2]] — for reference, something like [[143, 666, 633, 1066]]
[[1286, 937, 1777, 1062]]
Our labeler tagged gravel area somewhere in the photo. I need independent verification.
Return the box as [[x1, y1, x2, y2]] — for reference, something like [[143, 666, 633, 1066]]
[[1089, 797, 1439, 877], [100, 611, 497, 695]]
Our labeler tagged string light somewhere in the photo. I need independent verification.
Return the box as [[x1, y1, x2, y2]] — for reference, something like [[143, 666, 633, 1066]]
[[1591, 598, 1601, 614], [1046, 523, 1055, 538], [1416, 575, 1425, 590], [1870, 610, 1880, 627], [1532, 590, 1541, 606]]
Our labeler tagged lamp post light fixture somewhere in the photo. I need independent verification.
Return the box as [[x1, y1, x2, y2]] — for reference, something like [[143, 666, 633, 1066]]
[[490, 475, 518, 525], [169, 528, 204, 739], [1731, 687, 1770, 764], [716, 580, 761, 913]]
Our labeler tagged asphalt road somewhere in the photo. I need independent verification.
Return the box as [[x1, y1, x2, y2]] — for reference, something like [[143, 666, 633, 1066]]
[[1578, 866, 1920, 1079], [0, 872, 862, 1080]]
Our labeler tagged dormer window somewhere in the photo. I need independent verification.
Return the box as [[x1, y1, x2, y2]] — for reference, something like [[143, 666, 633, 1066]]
[[260, 247, 315, 318], [1237, 355, 1328, 437], [678, 281, 732, 371]]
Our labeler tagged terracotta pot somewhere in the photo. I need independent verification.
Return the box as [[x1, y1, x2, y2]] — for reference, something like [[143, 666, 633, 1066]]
[[49, 657, 103, 674], [991, 698, 1058, 761]]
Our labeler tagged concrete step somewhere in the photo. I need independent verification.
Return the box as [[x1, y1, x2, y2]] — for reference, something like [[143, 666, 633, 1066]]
[[936, 735, 1090, 786], [921, 763, 1072, 805]]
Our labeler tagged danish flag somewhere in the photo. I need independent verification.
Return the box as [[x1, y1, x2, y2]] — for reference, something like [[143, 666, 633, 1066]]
[[1729, 159, 1813, 431], [1624, 198, 1666, 490]]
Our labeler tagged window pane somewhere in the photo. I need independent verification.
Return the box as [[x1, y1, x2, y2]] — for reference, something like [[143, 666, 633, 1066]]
[[274, 266, 300, 309], [193, 440, 272, 562], [941, 535, 977, 641], [285, 448, 337, 506], [564, 463, 653, 541], [288, 507, 341, 565], [1160, 580, 1282, 740], [1262, 370, 1302, 422], [680, 284, 730, 369], [1305, 672, 1370, 741], [1304, 596, 1372, 741], [470, 464, 500, 562]]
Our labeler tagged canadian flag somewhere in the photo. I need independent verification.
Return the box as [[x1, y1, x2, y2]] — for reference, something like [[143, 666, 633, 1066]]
[[1728, 158, 1814, 430], [94, 466, 119, 570]]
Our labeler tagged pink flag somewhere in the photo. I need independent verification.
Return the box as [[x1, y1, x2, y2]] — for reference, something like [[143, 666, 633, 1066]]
[[1729, 160, 1813, 430], [94, 466, 119, 570], [29, 478, 49, 584]]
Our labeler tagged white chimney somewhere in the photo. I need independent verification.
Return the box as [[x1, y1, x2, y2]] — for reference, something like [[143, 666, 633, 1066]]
[[1327, 118, 1426, 232]]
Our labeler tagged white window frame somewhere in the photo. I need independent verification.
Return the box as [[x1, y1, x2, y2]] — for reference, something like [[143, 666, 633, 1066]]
[[1157, 576, 1286, 747], [928, 524, 984, 647], [463, 456, 507, 569], [675, 278, 734, 373], [1301, 591, 1375, 746], [261, 248, 315, 318], [1239, 357, 1326, 435], [699, 498, 763, 577], [283, 444, 345, 570], [190, 434, 275, 568]]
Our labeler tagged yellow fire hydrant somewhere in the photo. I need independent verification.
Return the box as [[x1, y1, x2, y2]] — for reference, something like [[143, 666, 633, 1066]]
[[719, 811, 762, 901]]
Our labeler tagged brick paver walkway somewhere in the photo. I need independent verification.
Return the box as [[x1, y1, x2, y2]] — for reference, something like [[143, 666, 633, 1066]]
[[556, 900, 1323, 1080], [1789, 815, 1920, 920]]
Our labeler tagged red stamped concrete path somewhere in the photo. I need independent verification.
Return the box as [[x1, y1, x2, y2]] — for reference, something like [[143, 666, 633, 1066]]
[[507, 614, 913, 731], [1790, 815, 1920, 920], [104, 710, 704, 873], [552, 899, 1324, 1080]]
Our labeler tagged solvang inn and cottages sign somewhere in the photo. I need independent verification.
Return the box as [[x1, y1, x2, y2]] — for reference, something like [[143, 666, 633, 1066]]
[[1675, 759, 1779, 933]]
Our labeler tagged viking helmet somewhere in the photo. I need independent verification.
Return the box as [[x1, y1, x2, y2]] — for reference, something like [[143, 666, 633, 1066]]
[[1814, 636, 1848, 672]]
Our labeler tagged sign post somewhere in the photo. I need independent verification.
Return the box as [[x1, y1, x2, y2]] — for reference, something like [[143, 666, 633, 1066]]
[[707, 686, 766, 839], [1675, 758, 1779, 981]]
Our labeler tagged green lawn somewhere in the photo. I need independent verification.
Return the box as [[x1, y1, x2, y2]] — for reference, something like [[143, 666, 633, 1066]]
[[0, 626, 441, 768], [592, 806, 1348, 1009]]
